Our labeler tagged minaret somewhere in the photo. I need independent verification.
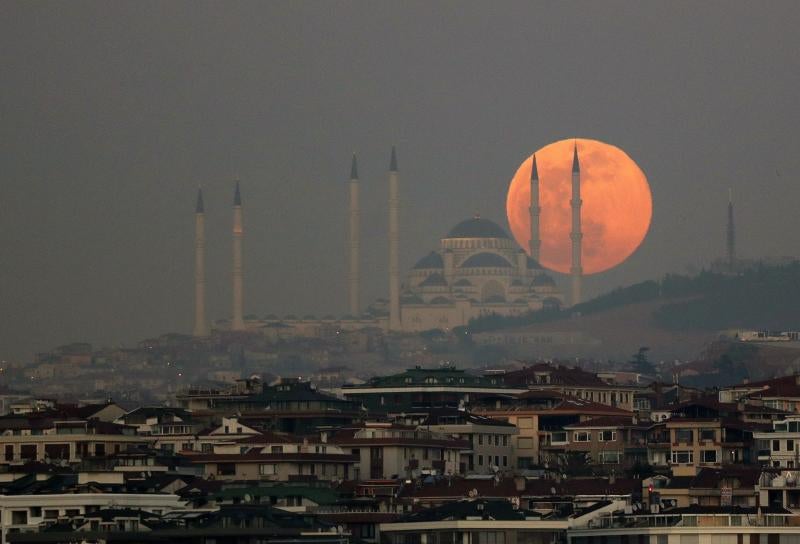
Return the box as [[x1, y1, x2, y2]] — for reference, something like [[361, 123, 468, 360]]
[[529, 155, 541, 262], [193, 188, 209, 337], [348, 154, 361, 316], [231, 181, 245, 331], [388, 146, 401, 331], [570, 143, 583, 306], [727, 188, 736, 270]]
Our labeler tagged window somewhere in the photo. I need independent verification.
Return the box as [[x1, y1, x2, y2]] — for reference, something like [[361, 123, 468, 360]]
[[478, 455, 483, 466], [502, 456, 508, 467], [217, 463, 236, 476], [774, 440, 781, 452], [476, 531, 506, 544], [600, 451, 622, 464], [259, 464, 277, 475], [573, 431, 591, 442], [701, 450, 718, 463], [788, 440, 795, 452], [700, 429, 715, 441], [671, 450, 693, 464], [271, 445, 283, 454], [598, 431, 616, 442], [502, 435, 508, 446], [478, 434, 484, 446], [517, 417, 533, 429], [675, 429, 693, 443], [518, 438, 534, 449], [494, 435, 499, 446]]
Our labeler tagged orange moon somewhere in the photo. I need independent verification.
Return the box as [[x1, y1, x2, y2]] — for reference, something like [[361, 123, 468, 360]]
[[506, 138, 652, 275]]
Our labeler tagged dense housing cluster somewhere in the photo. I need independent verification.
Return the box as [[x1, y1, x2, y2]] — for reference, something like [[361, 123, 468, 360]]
[[3, 364, 800, 543]]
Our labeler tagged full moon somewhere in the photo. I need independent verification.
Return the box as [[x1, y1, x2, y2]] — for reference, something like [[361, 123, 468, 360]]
[[506, 138, 652, 275]]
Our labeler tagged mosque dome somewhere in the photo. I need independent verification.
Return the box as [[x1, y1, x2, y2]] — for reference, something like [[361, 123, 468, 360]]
[[531, 274, 556, 287], [413, 251, 443, 269], [446, 217, 510, 239], [527, 256, 542, 269], [460, 252, 513, 268]]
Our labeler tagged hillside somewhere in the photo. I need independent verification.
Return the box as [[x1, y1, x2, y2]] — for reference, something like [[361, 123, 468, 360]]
[[465, 262, 800, 361]]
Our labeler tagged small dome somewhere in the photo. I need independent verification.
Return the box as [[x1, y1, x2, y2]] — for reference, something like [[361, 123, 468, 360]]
[[453, 278, 472, 287], [419, 272, 448, 287], [446, 217, 510, 239], [401, 294, 424, 304], [531, 274, 556, 287], [527, 256, 542, 269], [461, 252, 513, 268], [484, 295, 507, 303], [429, 296, 452, 305], [413, 251, 443, 269]]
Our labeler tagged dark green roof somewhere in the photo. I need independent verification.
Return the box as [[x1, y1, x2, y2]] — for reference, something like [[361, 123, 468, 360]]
[[414, 251, 443, 269], [461, 252, 512, 268], [446, 218, 510, 239]]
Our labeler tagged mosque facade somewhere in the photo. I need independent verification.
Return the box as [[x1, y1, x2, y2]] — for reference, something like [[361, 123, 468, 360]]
[[397, 216, 561, 331]]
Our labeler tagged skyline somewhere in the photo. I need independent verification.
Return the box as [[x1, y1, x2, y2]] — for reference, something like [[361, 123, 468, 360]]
[[2, 2, 800, 361]]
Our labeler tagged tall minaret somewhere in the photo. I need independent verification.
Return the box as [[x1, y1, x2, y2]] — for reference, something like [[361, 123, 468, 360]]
[[193, 188, 209, 337], [231, 181, 245, 331], [388, 146, 401, 330], [726, 188, 736, 270], [529, 155, 541, 262], [570, 143, 583, 306], [348, 154, 361, 316]]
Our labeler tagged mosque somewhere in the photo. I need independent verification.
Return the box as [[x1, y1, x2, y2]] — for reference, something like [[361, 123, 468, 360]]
[[395, 216, 561, 330], [191, 147, 571, 336]]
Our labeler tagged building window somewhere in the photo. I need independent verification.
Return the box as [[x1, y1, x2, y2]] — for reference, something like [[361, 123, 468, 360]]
[[699, 429, 715, 441], [476, 531, 506, 544], [675, 429, 693, 444], [774, 440, 781, 452], [598, 431, 616, 442], [701, 450, 718, 463], [478, 455, 483, 466], [671, 450, 693, 464], [600, 451, 622, 464], [502, 435, 508, 446], [573, 432, 591, 442], [502, 456, 508, 467], [478, 435, 484, 446], [517, 417, 533, 429], [259, 464, 276, 475], [518, 438, 534, 449], [789, 440, 795, 452], [217, 463, 236, 476], [494, 435, 499, 446]]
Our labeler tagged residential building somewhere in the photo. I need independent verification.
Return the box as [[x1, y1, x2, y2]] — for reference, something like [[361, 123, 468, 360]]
[[330, 423, 470, 480]]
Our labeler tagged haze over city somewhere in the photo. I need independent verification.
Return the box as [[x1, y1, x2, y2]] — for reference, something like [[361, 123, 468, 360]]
[[1, 1, 799, 361]]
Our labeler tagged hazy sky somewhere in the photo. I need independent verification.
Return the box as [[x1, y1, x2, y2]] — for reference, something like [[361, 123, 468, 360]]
[[1, 1, 799, 362]]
